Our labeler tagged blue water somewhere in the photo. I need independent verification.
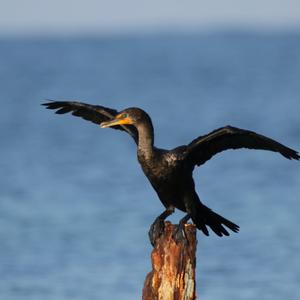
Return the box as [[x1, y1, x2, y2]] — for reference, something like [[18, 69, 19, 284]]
[[0, 32, 300, 300]]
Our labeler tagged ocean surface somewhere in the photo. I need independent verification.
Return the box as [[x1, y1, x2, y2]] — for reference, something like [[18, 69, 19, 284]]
[[0, 31, 300, 300]]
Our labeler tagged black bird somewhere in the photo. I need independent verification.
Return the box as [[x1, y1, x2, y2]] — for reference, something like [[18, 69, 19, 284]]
[[43, 101, 299, 244]]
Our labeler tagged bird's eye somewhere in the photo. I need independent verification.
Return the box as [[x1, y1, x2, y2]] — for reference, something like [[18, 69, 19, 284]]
[[121, 113, 128, 118]]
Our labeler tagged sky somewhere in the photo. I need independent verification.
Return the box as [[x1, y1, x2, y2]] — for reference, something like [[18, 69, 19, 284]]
[[1, 0, 300, 35]]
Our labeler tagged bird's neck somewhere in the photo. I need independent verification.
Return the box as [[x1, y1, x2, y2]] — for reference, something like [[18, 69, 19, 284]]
[[136, 120, 155, 159]]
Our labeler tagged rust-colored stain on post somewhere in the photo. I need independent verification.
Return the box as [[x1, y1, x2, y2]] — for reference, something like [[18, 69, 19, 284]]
[[142, 222, 197, 300]]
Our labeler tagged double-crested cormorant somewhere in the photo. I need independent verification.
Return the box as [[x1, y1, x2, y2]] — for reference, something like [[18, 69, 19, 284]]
[[43, 101, 299, 244]]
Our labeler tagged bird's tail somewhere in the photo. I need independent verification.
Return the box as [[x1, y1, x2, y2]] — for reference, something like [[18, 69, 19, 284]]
[[191, 203, 239, 236]]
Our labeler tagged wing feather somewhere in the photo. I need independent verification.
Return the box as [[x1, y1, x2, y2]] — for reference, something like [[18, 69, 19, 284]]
[[42, 100, 138, 143], [187, 125, 299, 166]]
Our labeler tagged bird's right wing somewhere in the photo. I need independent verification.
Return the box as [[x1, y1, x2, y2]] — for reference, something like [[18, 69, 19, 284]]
[[186, 125, 299, 167], [42, 100, 138, 144]]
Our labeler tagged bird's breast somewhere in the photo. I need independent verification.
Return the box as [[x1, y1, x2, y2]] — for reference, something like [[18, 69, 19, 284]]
[[138, 151, 185, 184]]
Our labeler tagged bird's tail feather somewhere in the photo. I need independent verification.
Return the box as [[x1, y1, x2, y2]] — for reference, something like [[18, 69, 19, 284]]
[[191, 204, 239, 237]]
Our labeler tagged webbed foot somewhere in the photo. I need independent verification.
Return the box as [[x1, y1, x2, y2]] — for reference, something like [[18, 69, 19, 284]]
[[148, 218, 165, 247], [172, 214, 191, 245], [172, 223, 188, 245]]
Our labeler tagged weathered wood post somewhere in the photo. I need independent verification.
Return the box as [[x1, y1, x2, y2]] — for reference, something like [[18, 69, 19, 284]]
[[142, 221, 197, 300]]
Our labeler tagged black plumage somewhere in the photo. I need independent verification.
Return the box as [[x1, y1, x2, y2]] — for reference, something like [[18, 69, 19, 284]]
[[43, 101, 299, 244], [43, 100, 138, 143]]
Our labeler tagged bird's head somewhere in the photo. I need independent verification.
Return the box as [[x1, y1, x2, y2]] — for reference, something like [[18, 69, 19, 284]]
[[100, 107, 150, 128]]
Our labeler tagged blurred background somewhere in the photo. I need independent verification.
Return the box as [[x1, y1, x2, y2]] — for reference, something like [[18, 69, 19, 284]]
[[1, 1, 300, 299]]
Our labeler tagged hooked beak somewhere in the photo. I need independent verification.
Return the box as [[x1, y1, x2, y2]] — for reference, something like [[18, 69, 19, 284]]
[[100, 116, 133, 128]]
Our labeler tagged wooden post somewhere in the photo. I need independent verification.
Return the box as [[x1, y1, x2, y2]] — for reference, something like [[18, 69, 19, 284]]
[[142, 221, 197, 300]]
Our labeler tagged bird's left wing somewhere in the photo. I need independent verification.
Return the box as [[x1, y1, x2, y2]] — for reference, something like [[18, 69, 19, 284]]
[[186, 125, 299, 167], [42, 100, 138, 144]]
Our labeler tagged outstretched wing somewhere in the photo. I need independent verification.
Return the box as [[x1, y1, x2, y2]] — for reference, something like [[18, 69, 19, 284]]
[[42, 100, 138, 144], [187, 125, 299, 166]]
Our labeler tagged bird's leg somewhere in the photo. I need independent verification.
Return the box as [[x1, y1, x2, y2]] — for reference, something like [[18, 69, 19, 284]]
[[172, 213, 191, 244], [148, 206, 174, 246]]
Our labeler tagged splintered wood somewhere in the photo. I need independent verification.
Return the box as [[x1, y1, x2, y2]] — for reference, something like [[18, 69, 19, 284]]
[[142, 222, 197, 300]]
